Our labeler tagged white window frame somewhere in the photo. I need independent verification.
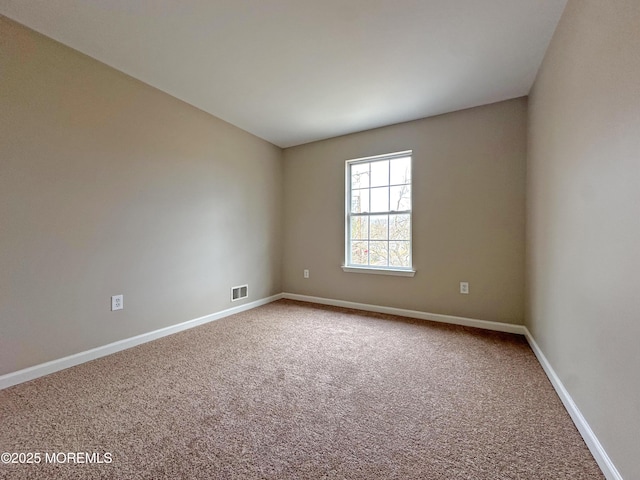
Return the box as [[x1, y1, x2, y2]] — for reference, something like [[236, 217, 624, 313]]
[[343, 150, 416, 277]]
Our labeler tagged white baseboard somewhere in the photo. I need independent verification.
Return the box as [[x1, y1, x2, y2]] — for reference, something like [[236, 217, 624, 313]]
[[523, 329, 622, 480], [282, 292, 527, 335], [0, 293, 283, 391]]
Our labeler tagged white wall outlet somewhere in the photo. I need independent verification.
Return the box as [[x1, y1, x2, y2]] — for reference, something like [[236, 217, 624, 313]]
[[303, 269, 310, 279], [111, 294, 124, 311], [460, 282, 469, 295]]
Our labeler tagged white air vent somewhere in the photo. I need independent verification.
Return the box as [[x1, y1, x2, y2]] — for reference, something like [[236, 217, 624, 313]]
[[231, 284, 248, 302]]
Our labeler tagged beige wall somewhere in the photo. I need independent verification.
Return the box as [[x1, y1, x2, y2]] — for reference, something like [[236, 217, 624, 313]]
[[527, 1, 640, 478], [283, 98, 527, 324], [0, 17, 283, 375]]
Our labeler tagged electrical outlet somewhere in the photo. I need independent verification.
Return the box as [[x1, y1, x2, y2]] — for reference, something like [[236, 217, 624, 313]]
[[303, 269, 310, 279], [460, 282, 469, 295], [111, 294, 124, 311]]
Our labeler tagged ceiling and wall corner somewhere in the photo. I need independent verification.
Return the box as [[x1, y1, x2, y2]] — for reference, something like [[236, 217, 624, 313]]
[[0, 0, 567, 147]]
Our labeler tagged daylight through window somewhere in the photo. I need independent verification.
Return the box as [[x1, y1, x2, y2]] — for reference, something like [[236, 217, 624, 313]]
[[346, 151, 412, 271]]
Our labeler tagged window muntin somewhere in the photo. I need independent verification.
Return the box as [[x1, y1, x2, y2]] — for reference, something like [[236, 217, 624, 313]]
[[346, 151, 412, 270]]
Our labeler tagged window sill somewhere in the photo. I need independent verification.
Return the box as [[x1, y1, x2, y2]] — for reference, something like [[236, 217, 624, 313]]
[[341, 266, 416, 277]]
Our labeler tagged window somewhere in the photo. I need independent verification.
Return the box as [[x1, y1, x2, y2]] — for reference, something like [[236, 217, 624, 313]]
[[344, 151, 415, 276]]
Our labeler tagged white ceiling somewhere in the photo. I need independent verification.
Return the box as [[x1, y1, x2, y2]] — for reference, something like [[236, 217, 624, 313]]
[[1, 0, 567, 148]]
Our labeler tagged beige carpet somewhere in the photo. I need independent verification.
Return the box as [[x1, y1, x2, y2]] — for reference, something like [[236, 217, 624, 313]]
[[0, 300, 603, 479]]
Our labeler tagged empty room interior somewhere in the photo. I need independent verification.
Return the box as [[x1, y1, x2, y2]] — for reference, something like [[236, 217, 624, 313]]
[[1, 1, 638, 479]]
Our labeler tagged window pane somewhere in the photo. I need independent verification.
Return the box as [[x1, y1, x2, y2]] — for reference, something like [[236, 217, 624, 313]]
[[369, 241, 388, 266], [390, 185, 411, 211], [369, 215, 388, 240], [390, 157, 411, 185], [370, 187, 389, 212], [346, 153, 412, 270], [351, 241, 368, 265], [351, 189, 369, 213], [350, 216, 368, 240], [351, 163, 370, 189], [370, 160, 389, 187], [389, 241, 410, 267], [389, 214, 410, 240]]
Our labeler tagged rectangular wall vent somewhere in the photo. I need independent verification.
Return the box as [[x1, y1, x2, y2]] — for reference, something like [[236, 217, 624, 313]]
[[231, 284, 248, 302]]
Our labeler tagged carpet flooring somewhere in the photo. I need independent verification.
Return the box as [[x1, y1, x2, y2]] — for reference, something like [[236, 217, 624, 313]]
[[0, 300, 603, 479]]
